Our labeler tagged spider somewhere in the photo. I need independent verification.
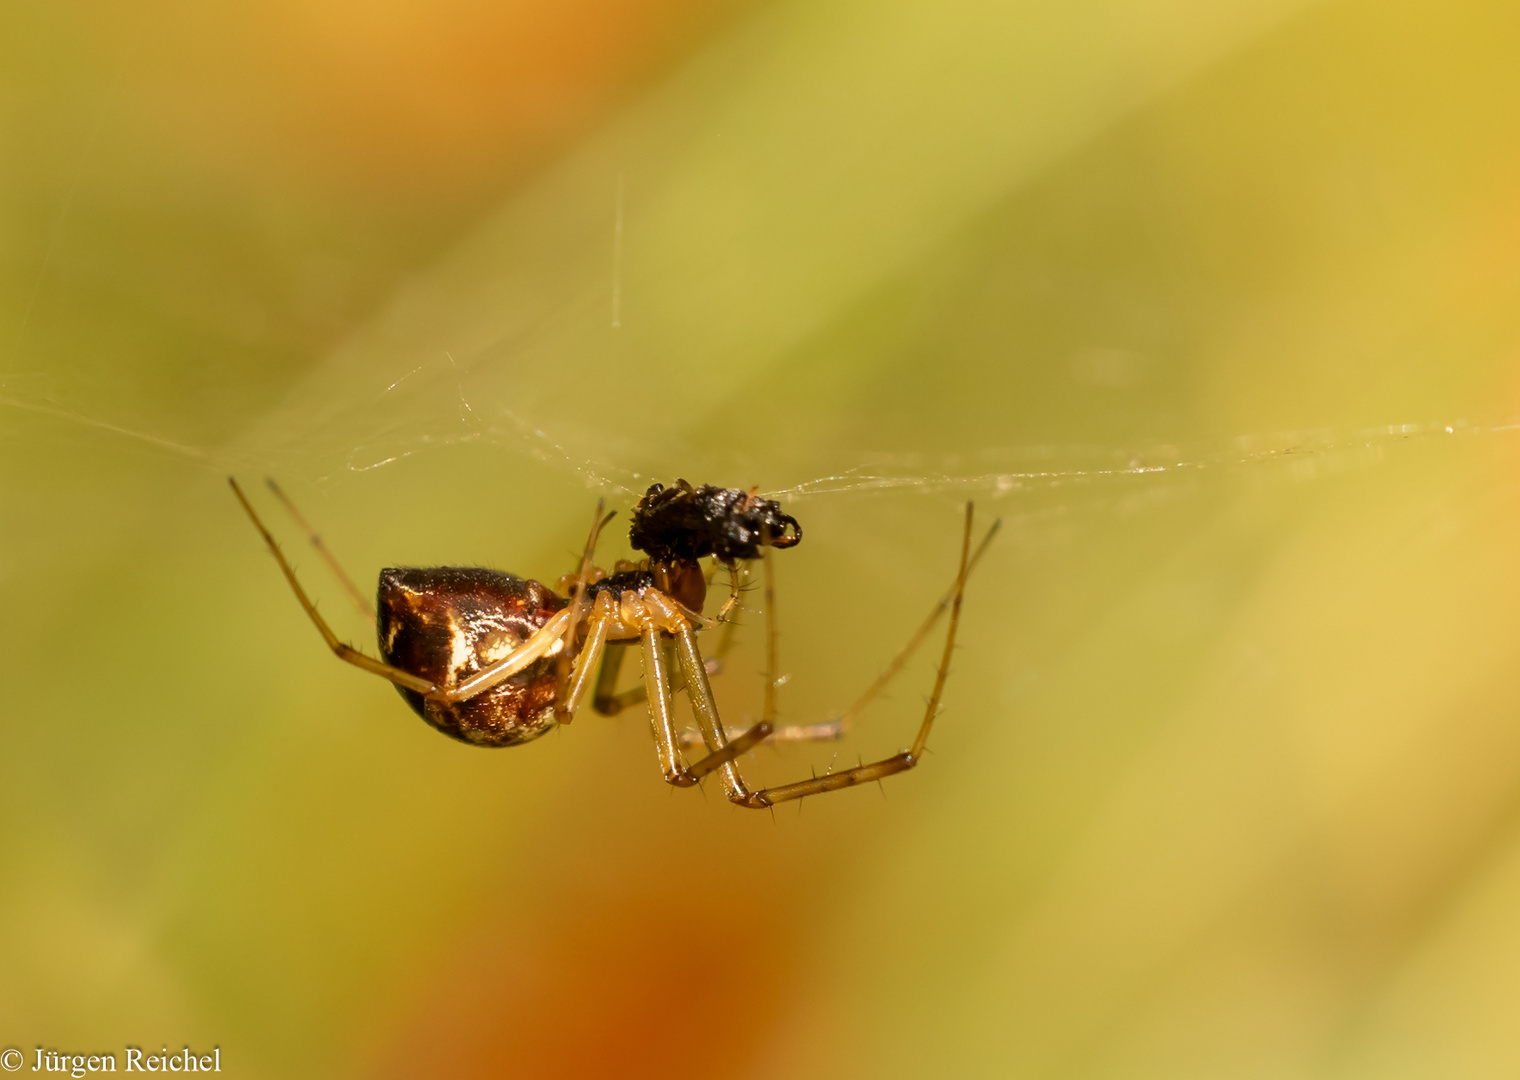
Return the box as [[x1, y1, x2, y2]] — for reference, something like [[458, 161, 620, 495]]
[[229, 476, 998, 808]]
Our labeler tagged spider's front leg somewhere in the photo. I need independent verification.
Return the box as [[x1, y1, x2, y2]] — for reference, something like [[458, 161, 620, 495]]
[[697, 503, 990, 809], [561, 590, 617, 719], [436, 498, 620, 714], [622, 590, 772, 793], [425, 586, 625, 718]]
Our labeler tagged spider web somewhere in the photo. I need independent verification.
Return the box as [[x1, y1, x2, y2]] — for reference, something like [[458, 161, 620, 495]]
[[3, 0, 1516, 588]]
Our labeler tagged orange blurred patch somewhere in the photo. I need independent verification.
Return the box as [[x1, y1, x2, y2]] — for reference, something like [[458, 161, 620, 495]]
[[366, 880, 789, 1080], [92, 0, 741, 193]]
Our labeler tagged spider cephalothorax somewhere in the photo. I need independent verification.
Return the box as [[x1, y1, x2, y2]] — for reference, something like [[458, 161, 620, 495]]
[[628, 479, 801, 565], [232, 476, 992, 808]]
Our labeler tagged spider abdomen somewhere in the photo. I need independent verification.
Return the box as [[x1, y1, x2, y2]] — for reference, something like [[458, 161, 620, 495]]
[[377, 566, 567, 747]]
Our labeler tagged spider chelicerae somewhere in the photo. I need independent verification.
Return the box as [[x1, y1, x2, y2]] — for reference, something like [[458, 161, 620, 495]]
[[230, 477, 997, 808]]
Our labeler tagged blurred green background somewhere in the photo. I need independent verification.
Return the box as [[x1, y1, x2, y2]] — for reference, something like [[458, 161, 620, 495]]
[[5, 0, 1520, 1076]]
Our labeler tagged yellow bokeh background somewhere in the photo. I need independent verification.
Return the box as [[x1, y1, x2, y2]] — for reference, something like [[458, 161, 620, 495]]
[[4, 0, 1520, 1077]]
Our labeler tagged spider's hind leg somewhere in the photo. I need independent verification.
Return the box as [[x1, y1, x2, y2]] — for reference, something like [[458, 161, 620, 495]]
[[264, 478, 375, 624], [229, 478, 438, 697]]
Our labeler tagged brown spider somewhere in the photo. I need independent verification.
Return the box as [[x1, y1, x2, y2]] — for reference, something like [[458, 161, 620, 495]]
[[229, 476, 997, 808]]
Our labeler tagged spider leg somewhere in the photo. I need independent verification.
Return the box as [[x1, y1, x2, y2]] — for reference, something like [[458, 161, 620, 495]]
[[761, 534, 779, 726], [624, 590, 770, 792], [235, 477, 589, 708], [678, 721, 844, 749], [675, 515, 999, 754], [591, 640, 635, 715], [636, 603, 695, 786], [709, 598, 740, 667], [826, 513, 1001, 736], [230, 478, 437, 696], [591, 637, 721, 716], [699, 503, 989, 809], [264, 478, 375, 623], [673, 580, 742, 686], [433, 607, 576, 704], [603, 649, 813, 737], [563, 590, 616, 717], [674, 523, 848, 749], [556, 500, 614, 720], [669, 624, 767, 800]]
